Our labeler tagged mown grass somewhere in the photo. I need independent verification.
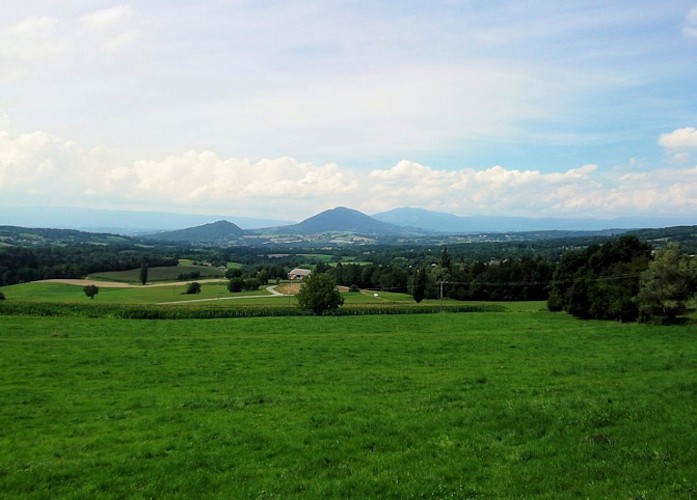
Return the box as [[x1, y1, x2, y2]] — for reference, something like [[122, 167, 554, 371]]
[[1, 310, 696, 497]]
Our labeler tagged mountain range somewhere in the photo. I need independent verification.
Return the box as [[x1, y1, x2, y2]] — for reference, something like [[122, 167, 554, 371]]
[[3, 205, 696, 240], [0, 206, 292, 234], [371, 207, 697, 233]]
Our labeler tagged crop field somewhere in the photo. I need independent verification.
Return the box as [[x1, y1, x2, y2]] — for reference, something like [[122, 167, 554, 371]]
[[1, 309, 696, 498], [89, 265, 225, 283]]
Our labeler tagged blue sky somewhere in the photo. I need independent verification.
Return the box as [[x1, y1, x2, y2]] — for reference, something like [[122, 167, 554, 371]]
[[1, 1, 696, 220]]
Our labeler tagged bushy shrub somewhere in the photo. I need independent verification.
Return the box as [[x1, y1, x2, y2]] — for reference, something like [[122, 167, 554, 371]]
[[228, 277, 244, 293], [83, 284, 99, 300]]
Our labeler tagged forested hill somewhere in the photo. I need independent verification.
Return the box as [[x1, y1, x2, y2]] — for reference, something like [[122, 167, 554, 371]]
[[277, 207, 409, 235], [628, 225, 697, 253], [145, 220, 245, 243], [0, 225, 135, 246]]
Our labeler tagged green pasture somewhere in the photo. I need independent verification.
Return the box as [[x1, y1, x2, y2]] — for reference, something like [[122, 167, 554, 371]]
[[1, 310, 696, 497], [0, 280, 535, 310], [0, 281, 272, 305], [89, 265, 225, 283]]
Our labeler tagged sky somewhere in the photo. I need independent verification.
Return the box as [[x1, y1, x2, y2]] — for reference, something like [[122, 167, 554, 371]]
[[1, 0, 697, 221]]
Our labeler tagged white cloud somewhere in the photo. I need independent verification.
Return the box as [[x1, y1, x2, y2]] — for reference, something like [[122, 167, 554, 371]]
[[0, 16, 66, 78], [0, 6, 139, 79], [659, 127, 697, 149], [684, 5, 697, 38], [78, 5, 133, 30], [1, 127, 695, 220], [102, 30, 140, 52]]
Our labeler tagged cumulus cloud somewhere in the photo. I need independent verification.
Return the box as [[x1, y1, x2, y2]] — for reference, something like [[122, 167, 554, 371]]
[[364, 162, 604, 215], [1, 128, 695, 220], [659, 127, 697, 149]]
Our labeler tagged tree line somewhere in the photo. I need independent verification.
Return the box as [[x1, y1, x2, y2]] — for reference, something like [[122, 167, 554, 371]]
[[547, 236, 696, 323], [326, 253, 554, 302], [0, 245, 177, 286]]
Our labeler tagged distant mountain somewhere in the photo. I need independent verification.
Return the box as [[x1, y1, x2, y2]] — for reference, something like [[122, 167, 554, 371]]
[[372, 207, 468, 233], [146, 220, 244, 243], [279, 206, 407, 235], [0, 206, 294, 234], [372, 207, 697, 233], [0, 225, 136, 246]]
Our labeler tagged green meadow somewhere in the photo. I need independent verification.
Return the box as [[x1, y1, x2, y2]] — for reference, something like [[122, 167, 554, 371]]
[[0, 281, 269, 305], [1, 308, 696, 498], [0, 280, 470, 307]]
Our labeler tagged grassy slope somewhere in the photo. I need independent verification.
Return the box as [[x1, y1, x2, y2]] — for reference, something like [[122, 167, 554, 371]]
[[1, 311, 696, 498]]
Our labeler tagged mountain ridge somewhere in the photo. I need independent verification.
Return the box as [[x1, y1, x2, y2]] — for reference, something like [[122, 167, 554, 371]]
[[0, 206, 294, 234], [372, 207, 697, 233]]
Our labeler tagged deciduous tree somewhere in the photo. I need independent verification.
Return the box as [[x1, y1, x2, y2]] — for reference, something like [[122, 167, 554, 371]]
[[636, 243, 697, 322], [83, 284, 99, 299], [297, 273, 344, 315], [139, 262, 148, 285]]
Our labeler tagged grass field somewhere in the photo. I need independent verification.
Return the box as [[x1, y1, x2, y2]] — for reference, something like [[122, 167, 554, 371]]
[[0, 281, 275, 305], [0, 280, 495, 308], [1, 309, 696, 497], [89, 265, 225, 283]]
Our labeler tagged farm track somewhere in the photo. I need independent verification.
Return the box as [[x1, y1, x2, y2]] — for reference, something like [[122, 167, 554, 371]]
[[156, 285, 287, 305]]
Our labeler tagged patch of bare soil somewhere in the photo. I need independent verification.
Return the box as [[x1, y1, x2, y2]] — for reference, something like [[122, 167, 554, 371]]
[[276, 282, 302, 295]]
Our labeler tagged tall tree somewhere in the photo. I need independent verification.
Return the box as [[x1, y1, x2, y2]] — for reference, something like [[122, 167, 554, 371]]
[[441, 247, 451, 271], [412, 267, 426, 303], [297, 273, 344, 315], [139, 261, 148, 285], [636, 243, 697, 323]]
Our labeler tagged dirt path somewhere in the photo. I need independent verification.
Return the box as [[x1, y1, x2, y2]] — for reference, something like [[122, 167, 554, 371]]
[[156, 285, 289, 305], [39, 278, 229, 289]]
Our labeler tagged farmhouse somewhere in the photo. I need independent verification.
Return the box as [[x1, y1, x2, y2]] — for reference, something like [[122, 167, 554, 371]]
[[288, 268, 311, 280]]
